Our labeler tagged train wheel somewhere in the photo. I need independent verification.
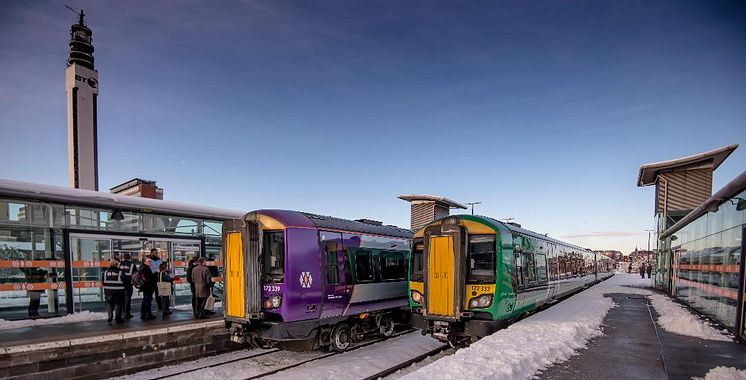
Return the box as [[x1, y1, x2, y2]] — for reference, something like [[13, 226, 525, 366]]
[[331, 323, 351, 352], [379, 317, 395, 337]]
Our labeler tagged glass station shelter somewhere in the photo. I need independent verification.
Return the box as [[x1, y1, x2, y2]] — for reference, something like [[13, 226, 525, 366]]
[[638, 144, 746, 340], [0, 179, 243, 320]]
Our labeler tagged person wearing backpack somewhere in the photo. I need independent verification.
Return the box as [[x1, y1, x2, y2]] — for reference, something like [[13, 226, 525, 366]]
[[139, 258, 157, 320], [119, 253, 136, 319]]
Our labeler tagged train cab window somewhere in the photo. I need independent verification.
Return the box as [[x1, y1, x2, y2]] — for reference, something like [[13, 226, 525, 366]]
[[354, 249, 374, 282], [466, 235, 496, 284], [410, 240, 424, 282], [325, 242, 339, 285], [380, 251, 406, 280], [262, 231, 285, 282]]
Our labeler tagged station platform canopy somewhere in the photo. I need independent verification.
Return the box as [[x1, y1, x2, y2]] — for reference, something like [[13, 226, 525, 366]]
[[397, 194, 467, 209], [637, 144, 737, 187]]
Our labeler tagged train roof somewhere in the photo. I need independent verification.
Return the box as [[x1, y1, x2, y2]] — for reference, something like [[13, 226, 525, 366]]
[[454, 214, 590, 252], [249, 209, 413, 239]]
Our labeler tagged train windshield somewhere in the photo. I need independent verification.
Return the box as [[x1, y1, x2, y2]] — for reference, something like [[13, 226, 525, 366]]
[[262, 231, 285, 282], [466, 235, 496, 283], [410, 239, 424, 282]]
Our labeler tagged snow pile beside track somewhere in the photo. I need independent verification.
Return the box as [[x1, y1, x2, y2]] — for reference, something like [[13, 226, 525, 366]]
[[699, 366, 746, 380], [403, 276, 635, 380], [0, 310, 107, 330], [649, 294, 731, 341]]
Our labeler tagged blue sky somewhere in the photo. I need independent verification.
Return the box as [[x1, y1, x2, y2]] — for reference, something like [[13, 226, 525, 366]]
[[1, 1, 744, 253]]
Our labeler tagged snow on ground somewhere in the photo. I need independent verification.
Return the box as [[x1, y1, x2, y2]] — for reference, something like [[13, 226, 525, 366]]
[[649, 294, 731, 341], [265, 331, 443, 380], [697, 366, 746, 380], [0, 310, 107, 330], [402, 274, 731, 380]]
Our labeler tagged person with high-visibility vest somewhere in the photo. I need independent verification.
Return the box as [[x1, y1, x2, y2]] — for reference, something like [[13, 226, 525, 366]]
[[102, 260, 126, 323]]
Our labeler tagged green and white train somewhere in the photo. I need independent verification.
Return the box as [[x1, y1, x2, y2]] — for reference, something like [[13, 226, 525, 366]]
[[408, 215, 614, 345]]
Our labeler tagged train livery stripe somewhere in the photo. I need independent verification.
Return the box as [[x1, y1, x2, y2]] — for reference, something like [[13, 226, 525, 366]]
[[225, 232, 245, 318], [427, 236, 455, 317]]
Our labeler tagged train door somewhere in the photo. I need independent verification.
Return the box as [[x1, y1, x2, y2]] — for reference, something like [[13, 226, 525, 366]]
[[224, 230, 245, 318], [320, 231, 349, 317]]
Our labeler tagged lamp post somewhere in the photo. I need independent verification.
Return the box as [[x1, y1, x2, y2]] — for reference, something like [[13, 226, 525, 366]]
[[466, 202, 482, 215], [645, 229, 653, 262]]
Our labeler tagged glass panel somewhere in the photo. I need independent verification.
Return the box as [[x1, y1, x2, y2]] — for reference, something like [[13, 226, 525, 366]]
[[0, 226, 66, 320], [262, 231, 285, 282], [379, 251, 406, 280], [466, 235, 496, 283], [325, 243, 339, 285], [354, 249, 374, 282], [71, 236, 110, 313], [410, 239, 424, 282]]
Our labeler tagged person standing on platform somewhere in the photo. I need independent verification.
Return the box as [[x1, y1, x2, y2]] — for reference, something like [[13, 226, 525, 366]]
[[191, 257, 213, 319], [207, 254, 220, 293], [157, 262, 173, 317], [149, 249, 163, 311], [646, 263, 652, 279], [119, 253, 136, 319], [639, 262, 645, 279], [102, 260, 125, 323], [186, 257, 198, 317], [140, 257, 157, 320], [627, 262, 632, 274]]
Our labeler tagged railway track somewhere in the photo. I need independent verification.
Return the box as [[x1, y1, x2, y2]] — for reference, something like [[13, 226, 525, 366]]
[[141, 328, 420, 380]]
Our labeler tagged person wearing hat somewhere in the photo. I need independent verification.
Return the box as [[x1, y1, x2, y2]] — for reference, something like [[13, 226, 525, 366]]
[[102, 259, 126, 323]]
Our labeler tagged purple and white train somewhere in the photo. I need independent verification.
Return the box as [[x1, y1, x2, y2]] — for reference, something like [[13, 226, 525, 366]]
[[223, 210, 412, 351]]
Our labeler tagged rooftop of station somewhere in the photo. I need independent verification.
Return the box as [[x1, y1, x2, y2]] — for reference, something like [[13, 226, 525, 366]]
[[637, 143, 738, 187], [397, 194, 468, 209]]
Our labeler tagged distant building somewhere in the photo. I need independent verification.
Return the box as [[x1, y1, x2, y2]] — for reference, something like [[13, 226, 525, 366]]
[[110, 178, 163, 199], [594, 250, 623, 261], [628, 249, 653, 262]]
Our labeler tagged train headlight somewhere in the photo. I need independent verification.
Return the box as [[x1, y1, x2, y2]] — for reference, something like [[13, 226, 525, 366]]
[[468, 294, 493, 309], [270, 295, 282, 308], [411, 290, 424, 304], [264, 296, 282, 309]]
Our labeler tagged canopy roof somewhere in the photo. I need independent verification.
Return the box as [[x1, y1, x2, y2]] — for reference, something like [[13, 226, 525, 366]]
[[637, 144, 738, 187], [0, 178, 243, 221], [398, 194, 467, 209]]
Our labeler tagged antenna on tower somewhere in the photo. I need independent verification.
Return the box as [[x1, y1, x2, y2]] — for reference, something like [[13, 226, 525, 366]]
[[65, 6, 85, 25]]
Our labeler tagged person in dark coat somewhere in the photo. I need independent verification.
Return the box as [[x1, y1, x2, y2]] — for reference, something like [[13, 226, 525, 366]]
[[158, 262, 173, 317], [186, 257, 198, 316], [639, 263, 645, 278], [191, 257, 213, 319], [102, 260, 125, 323], [646, 263, 652, 279], [627, 262, 632, 274], [25, 267, 48, 318], [119, 253, 136, 319], [140, 258, 157, 320]]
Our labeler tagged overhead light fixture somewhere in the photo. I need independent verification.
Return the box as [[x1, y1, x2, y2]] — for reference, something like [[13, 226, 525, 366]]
[[111, 210, 125, 221]]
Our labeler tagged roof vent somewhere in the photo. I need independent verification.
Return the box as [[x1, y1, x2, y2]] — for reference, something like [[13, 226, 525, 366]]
[[355, 218, 383, 226], [507, 222, 522, 228]]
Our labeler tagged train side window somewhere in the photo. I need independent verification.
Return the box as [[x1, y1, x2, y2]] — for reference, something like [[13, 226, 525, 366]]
[[410, 240, 424, 282], [380, 251, 406, 280], [325, 242, 339, 285], [536, 252, 548, 283], [354, 249, 374, 282], [514, 249, 524, 288]]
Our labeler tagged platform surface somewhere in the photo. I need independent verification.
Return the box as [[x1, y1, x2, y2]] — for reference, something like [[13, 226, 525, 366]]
[[0, 308, 224, 349], [539, 292, 746, 380]]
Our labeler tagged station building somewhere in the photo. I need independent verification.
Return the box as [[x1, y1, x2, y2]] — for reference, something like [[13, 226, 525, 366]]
[[0, 179, 242, 321], [638, 144, 745, 340]]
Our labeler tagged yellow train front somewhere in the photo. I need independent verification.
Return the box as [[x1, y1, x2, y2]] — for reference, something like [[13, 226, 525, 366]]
[[409, 215, 613, 345]]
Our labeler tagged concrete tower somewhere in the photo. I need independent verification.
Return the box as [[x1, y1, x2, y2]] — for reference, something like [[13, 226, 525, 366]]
[[65, 10, 99, 190]]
